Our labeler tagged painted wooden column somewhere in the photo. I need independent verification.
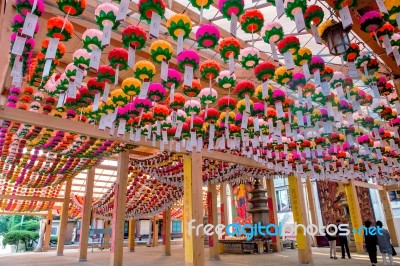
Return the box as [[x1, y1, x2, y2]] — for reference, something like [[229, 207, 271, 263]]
[[78, 167, 95, 261], [43, 209, 53, 251], [128, 220, 136, 252], [0, 0, 14, 95], [110, 151, 129, 266], [103, 220, 111, 248], [183, 152, 205, 266], [344, 179, 363, 253], [305, 177, 318, 246], [266, 177, 281, 252], [164, 208, 171, 256], [152, 217, 159, 247], [288, 174, 313, 265], [379, 189, 399, 247], [208, 183, 220, 260], [219, 183, 228, 240], [57, 179, 72, 255]]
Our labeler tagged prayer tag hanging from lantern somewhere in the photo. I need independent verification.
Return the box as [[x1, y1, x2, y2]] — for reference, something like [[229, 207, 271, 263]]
[[320, 21, 351, 56]]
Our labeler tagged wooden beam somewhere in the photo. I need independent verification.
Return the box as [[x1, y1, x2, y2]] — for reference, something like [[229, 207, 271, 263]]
[[103, 220, 111, 249], [0, 0, 14, 95], [344, 179, 363, 254], [219, 183, 228, 240], [0, 107, 269, 169], [208, 183, 219, 260], [386, 184, 400, 192], [78, 167, 95, 262], [305, 177, 318, 246], [164, 209, 171, 256], [379, 189, 399, 247], [57, 179, 72, 256], [266, 177, 281, 252], [43, 209, 53, 251], [352, 180, 383, 190], [0, 194, 64, 202], [110, 151, 129, 266], [128, 219, 136, 252]]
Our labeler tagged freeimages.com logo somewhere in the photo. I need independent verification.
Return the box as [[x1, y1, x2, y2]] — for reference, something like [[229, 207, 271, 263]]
[[188, 220, 383, 241]]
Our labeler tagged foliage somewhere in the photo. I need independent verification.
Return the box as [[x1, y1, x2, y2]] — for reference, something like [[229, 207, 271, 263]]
[[50, 236, 58, 243], [2, 230, 36, 251], [0, 215, 40, 235], [10, 220, 40, 232]]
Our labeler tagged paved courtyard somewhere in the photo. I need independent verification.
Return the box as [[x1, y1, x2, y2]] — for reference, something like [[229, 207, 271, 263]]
[[0, 245, 398, 265]]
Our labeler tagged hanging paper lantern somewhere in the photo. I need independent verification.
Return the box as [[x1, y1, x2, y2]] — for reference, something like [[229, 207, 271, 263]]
[[46, 17, 74, 41], [184, 99, 201, 115], [284, 0, 307, 20], [134, 60, 156, 80], [320, 66, 334, 82], [97, 65, 116, 84], [235, 80, 255, 99], [108, 48, 129, 71], [199, 88, 218, 106], [255, 84, 273, 101], [122, 25, 147, 50], [167, 14, 192, 40], [188, 0, 213, 9], [239, 47, 260, 69], [203, 108, 220, 123], [15, 0, 45, 16], [138, 0, 166, 23], [360, 10, 384, 33], [121, 78, 141, 97], [239, 9, 264, 34], [110, 89, 129, 106], [57, 0, 86, 16], [219, 37, 241, 62], [383, 0, 400, 26], [332, 0, 357, 9], [304, 5, 324, 29], [153, 104, 170, 121], [200, 60, 221, 80], [87, 77, 105, 95], [162, 69, 182, 88], [133, 97, 152, 114], [330, 71, 346, 88], [95, 3, 120, 30], [252, 102, 265, 117], [182, 79, 201, 97], [254, 61, 276, 82], [391, 33, 400, 48], [196, 24, 220, 49], [149, 40, 174, 63], [277, 35, 300, 54], [269, 88, 286, 105], [217, 96, 236, 111], [293, 47, 312, 66], [237, 99, 254, 114], [177, 50, 200, 71], [73, 49, 91, 69], [82, 29, 103, 52], [11, 14, 40, 34], [303, 82, 316, 96], [218, 0, 244, 20], [170, 93, 186, 110], [41, 38, 66, 60], [262, 22, 284, 44], [147, 83, 167, 102], [217, 70, 236, 89], [309, 55, 325, 74], [274, 66, 293, 85], [344, 42, 360, 62], [288, 72, 306, 91]]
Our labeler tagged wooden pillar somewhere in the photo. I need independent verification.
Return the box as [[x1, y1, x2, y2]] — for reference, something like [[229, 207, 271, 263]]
[[104, 220, 111, 248], [0, 0, 13, 95], [43, 209, 53, 251], [128, 220, 136, 252], [379, 189, 399, 247], [183, 152, 205, 266], [394, 79, 400, 97], [266, 177, 281, 252], [57, 179, 72, 255], [219, 183, 228, 240], [207, 183, 219, 260], [164, 209, 171, 256], [110, 151, 129, 266], [152, 217, 158, 247], [78, 167, 95, 261], [288, 174, 313, 265], [306, 177, 318, 246], [344, 179, 363, 254]]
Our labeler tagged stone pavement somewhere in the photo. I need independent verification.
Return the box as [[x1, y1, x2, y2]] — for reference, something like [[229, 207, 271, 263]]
[[0, 245, 399, 265]]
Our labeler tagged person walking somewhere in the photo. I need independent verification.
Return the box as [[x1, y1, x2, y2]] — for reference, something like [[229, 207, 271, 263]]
[[376, 221, 395, 266], [325, 225, 338, 259], [337, 219, 351, 259], [364, 220, 378, 266]]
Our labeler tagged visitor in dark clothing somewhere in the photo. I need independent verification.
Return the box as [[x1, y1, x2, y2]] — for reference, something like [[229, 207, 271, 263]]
[[336, 219, 351, 259], [364, 220, 378, 266]]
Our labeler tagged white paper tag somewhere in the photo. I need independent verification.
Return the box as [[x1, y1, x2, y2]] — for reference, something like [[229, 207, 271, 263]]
[[103, 82, 110, 102], [314, 69, 321, 85], [283, 52, 295, 70], [245, 95, 250, 113], [42, 59, 52, 78], [128, 46, 136, 68], [74, 68, 84, 88], [89, 47, 101, 70], [393, 48, 400, 66], [11, 36, 26, 56], [149, 12, 161, 38], [177, 34, 183, 55], [397, 13, 400, 29], [170, 84, 175, 103], [371, 84, 379, 97], [57, 93, 65, 108], [93, 93, 100, 111], [294, 11, 305, 32], [303, 64, 311, 80], [395, 102, 400, 114], [323, 121, 332, 133], [230, 14, 237, 37], [139, 81, 149, 99], [275, 0, 284, 18], [175, 122, 183, 139], [241, 113, 249, 129], [135, 127, 142, 141], [270, 40, 279, 62], [376, 0, 388, 14], [116, 0, 130, 21], [296, 111, 304, 127], [99, 115, 107, 130], [101, 23, 112, 47], [339, 6, 352, 29], [348, 62, 357, 77], [21, 13, 38, 37], [336, 85, 344, 99], [229, 53, 235, 74], [311, 24, 322, 44], [31, 0, 38, 12], [262, 81, 268, 99], [183, 66, 193, 87], [118, 119, 126, 135], [254, 117, 259, 132], [45, 38, 59, 59], [382, 35, 393, 55], [67, 82, 76, 99], [161, 60, 168, 81], [321, 82, 330, 95]]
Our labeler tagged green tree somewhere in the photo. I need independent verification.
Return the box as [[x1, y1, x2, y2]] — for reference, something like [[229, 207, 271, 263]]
[[10, 220, 39, 232], [2, 230, 36, 251]]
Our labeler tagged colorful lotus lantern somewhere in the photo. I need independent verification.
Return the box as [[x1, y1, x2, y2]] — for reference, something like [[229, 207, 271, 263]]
[[177, 50, 200, 71], [304, 4, 324, 29], [121, 77, 141, 97], [184, 99, 201, 116], [15, 0, 45, 16], [309, 55, 325, 74], [46, 17, 74, 41], [11, 14, 40, 34], [274, 66, 293, 86], [167, 14, 192, 40], [149, 40, 174, 63], [288, 72, 306, 91], [41, 38, 66, 60], [147, 83, 167, 103], [255, 84, 273, 101], [122, 25, 147, 50], [360, 10, 384, 34], [170, 93, 186, 110], [239, 9, 264, 34], [219, 37, 241, 62], [138, 0, 166, 23], [196, 24, 220, 49], [73, 49, 91, 70], [383, 0, 400, 26], [374, 22, 394, 43], [94, 3, 120, 30], [235, 80, 255, 100], [237, 99, 254, 114], [262, 22, 284, 44], [239, 47, 260, 69], [110, 89, 129, 106], [153, 104, 170, 121], [218, 0, 244, 20], [254, 62, 276, 82], [344, 42, 360, 62], [82, 29, 103, 52], [320, 66, 334, 83], [133, 97, 152, 115], [284, 0, 307, 20], [277, 35, 300, 55], [134, 60, 156, 80], [200, 60, 221, 80], [218, 96, 236, 111], [162, 69, 182, 89], [183, 79, 202, 97], [217, 70, 236, 89], [97, 65, 116, 84], [294, 47, 312, 67], [199, 88, 218, 106], [56, 0, 86, 16]]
